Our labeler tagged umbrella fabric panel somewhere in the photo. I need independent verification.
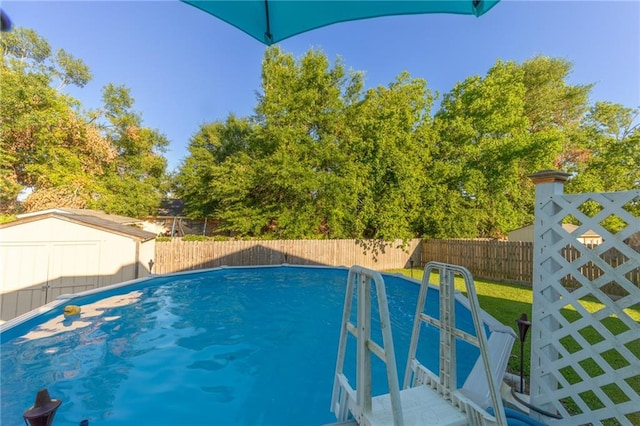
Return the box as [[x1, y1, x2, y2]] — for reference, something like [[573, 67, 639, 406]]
[[182, 0, 501, 45]]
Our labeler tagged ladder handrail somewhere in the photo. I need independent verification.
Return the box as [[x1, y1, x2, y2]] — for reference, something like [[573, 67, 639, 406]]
[[403, 261, 508, 426], [331, 265, 405, 426]]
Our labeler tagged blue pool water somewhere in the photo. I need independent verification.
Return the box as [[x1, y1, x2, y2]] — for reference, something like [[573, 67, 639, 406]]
[[1, 265, 483, 425]]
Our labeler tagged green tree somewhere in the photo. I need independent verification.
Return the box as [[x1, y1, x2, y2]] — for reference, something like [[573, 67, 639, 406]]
[[175, 115, 257, 219], [431, 57, 592, 238], [0, 27, 111, 213], [178, 47, 436, 245], [346, 71, 435, 243], [178, 48, 366, 238], [0, 27, 90, 89], [568, 102, 639, 192], [91, 84, 169, 217], [249, 47, 364, 238], [433, 60, 530, 237], [178, 50, 635, 243], [521, 56, 592, 176], [564, 102, 640, 231], [0, 28, 167, 217]]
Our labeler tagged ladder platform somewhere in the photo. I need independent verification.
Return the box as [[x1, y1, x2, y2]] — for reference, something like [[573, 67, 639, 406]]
[[322, 420, 359, 426], [368, 385, 467, 426]]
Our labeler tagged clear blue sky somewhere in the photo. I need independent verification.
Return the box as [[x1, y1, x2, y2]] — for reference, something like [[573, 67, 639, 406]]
[[4, 1, 639, 171]]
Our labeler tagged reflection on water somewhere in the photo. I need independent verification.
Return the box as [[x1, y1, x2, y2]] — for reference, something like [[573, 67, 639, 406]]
[[21, 292, 143, 341], [1, 288, 157, 426], [2, 269, 351, 425]]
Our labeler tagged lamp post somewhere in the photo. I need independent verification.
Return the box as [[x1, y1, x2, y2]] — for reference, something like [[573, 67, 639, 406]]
[[516, 313, 532, 393]]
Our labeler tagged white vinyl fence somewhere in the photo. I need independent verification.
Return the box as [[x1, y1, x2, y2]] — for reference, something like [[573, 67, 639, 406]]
[[529, 171, 640, 425]]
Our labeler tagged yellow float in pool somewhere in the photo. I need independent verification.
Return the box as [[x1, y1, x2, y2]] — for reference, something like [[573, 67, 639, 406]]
[[63, 305, 81, 317]]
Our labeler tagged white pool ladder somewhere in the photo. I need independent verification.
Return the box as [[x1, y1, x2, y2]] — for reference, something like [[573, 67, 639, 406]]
[[330, 263, 514, 426], [331, 266, 405, 425], [331, 265, 476, 426], [402, 262, 509, 426]]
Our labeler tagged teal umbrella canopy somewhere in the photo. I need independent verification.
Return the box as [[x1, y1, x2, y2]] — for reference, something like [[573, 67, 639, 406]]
[[182, 0, 501, 45]]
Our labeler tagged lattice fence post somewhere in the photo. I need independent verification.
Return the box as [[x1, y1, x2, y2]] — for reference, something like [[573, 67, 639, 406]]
[[529, 170, 640, 425], [530, 170, 570, 421]]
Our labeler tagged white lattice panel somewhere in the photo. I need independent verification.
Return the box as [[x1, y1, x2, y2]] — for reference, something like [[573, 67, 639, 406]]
[[530, 173, 639, 426]]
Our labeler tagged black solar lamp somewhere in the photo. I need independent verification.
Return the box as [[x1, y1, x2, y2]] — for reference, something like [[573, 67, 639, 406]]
[[23, 389, 61, 426]]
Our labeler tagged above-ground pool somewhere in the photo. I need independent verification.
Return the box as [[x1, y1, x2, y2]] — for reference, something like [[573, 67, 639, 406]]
[[1, 265, 487, 425]]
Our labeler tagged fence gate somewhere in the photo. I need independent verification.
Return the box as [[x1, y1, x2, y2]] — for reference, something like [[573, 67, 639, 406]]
[[530, 171, 640, 425]]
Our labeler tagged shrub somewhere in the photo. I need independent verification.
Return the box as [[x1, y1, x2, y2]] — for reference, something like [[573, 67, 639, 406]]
[[182, 234, 210, 241]]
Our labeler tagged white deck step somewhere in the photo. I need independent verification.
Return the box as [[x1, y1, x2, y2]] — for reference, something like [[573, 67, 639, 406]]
[[367, 385, 467, 426], [322, 420, 359, 426]]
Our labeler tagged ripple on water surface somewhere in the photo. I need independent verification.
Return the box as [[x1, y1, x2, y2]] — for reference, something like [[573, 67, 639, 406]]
[[1, 268, 354, 425], [1, 266, 480, 426]]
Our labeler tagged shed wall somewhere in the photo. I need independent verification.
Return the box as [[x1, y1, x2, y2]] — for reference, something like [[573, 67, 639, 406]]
[[0, 217, 154, 321]]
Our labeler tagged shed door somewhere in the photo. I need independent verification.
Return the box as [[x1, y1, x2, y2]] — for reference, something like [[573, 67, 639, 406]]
[[0, 244, 50, 319], [46, 242, 101, 300], [0, 241, 101, 321], [0, 243, 49, 294]]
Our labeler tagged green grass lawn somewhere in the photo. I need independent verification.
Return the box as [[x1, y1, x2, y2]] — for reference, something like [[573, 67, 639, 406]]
[[386, 267, 640, 423]]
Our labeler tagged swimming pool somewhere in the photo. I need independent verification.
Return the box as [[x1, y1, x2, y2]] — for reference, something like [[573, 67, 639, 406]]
[[1, 265, 485, 425]]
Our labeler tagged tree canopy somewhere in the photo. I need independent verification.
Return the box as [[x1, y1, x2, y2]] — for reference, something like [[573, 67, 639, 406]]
[[176, 48, 440, 243], [0, 28, 169, 216], [175, 48, 639, 242], [3, 29, 637, 241]]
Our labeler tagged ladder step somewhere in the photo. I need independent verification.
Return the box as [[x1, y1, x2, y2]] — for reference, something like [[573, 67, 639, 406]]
[[322, 420, 359, 426], [368, 386, 467, 426]]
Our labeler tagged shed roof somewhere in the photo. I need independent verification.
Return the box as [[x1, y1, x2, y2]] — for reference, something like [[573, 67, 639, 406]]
[[2, 211, 156, 241], [17, 208, 143, 225]]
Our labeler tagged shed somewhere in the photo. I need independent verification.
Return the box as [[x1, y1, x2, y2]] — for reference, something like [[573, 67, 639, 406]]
[[508, 224, 603, 245], [0, 209, 156, 321]]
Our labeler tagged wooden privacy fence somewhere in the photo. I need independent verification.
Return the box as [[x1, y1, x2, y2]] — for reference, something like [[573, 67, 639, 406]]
[[422, 239, 534, 285], [155, 238, 637, 291], [422, 239, 639, 292], [560, 243, 640, 296], [154, 238, 422, 274]]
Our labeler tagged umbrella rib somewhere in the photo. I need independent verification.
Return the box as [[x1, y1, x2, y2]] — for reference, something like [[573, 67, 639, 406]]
[[264, 0, 273, 43]]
